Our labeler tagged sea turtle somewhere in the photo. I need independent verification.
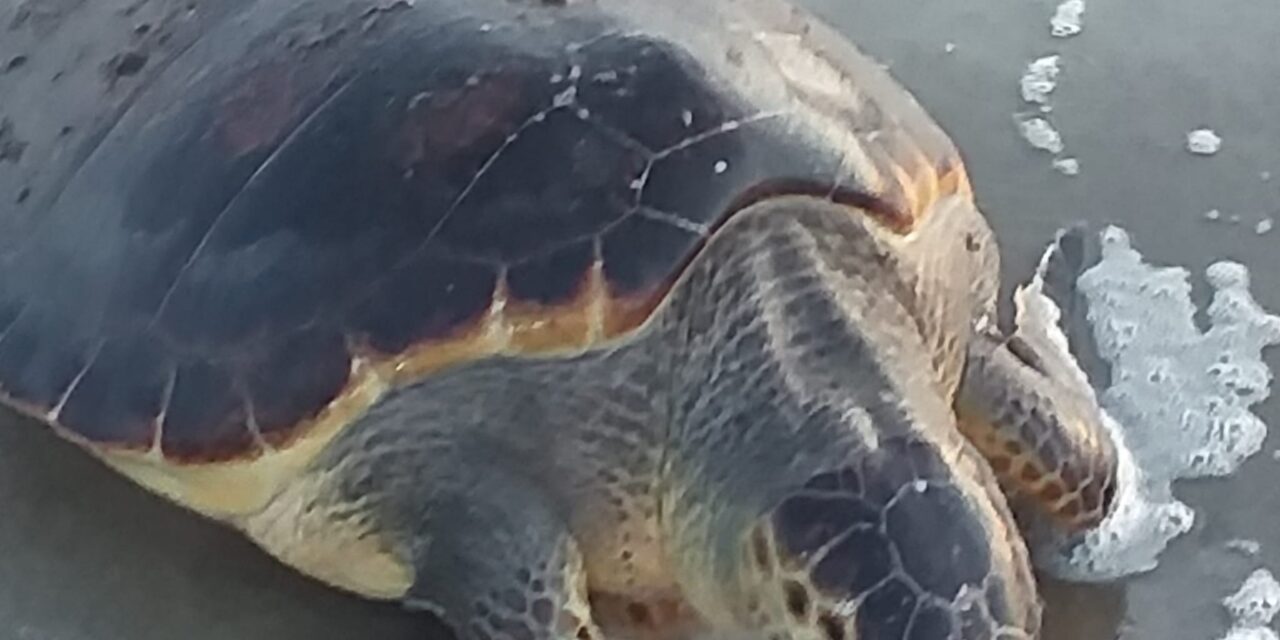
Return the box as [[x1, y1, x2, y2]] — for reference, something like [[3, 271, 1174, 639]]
[[0, 0, 1118, 637]]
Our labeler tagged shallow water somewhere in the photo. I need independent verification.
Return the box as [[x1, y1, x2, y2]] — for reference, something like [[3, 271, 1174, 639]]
[[1, 0, 1279, 639]]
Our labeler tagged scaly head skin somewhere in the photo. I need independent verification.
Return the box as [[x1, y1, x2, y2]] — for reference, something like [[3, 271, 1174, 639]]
[[658, 197, 1042, 639]]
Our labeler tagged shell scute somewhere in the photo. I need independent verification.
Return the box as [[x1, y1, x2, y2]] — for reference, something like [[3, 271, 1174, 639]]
[[0, 306, 91, 411], [435, 106, 647, 264], [601, 214, 700, 296], [58, 331, 170, 447], [345, 253, 498, 355], [162, 361, 255, 460], [572, 33, 749, 153], [507, 239, 597, 306], [247, 329, 352, 443]]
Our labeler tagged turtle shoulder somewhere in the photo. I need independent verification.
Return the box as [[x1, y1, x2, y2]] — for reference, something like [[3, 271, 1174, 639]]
[[0, 0, 972, 517]]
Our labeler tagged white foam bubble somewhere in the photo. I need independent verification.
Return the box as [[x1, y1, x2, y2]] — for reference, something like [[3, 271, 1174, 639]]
[[1219, 627, 1280, 640], [1188, 128, 1224, 155], [1021, 225, 1280, 581], [1052, 157, 1080, 176], [1019, 117, 1065, 153], [1021, 55, 1061, 104], [1226, 569, 1280, 627], [1226, 539, 1264, 557], [1051, 0, 1085, 37], [1218, 569, 1280, 640]]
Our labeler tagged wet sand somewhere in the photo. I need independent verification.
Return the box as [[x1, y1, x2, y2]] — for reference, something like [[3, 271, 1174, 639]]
[[1, 0, 1278, 638]]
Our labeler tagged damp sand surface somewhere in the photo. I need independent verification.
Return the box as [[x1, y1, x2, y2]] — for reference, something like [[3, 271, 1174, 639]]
[[3, 0, 1280, 639]]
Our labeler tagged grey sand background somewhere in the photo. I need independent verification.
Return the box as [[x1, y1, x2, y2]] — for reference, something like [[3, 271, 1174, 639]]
[[2, 0, 1279, 638]]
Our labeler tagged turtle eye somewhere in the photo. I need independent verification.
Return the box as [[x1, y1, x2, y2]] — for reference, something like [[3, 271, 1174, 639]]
[[1005, 335, 1050, 375]]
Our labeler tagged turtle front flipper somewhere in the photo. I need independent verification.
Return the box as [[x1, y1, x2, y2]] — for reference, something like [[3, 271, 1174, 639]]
[[394, 465, 606, 640], [955, 318, 1119, 532]]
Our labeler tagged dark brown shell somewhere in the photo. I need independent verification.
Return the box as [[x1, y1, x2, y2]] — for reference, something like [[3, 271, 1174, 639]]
[[0, 0, 966, 512]]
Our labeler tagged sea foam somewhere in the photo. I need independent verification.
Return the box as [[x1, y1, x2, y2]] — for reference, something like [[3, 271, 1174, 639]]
[[1015, 226, 1280, 581]]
